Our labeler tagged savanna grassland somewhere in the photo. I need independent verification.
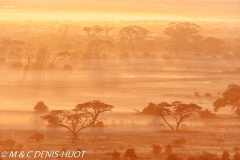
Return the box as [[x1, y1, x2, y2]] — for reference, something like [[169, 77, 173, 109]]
[[1, 0, 240, 160]]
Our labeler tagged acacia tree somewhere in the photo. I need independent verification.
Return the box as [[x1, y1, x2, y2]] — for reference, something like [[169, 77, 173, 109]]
[[1, 40, 25, 58], [76, 100, 113, 127], [164, 22, 201, 52], [83, 25, 104, 43], [87, 39, 114, 58], [214, 84, 240, 117], [42, 109, 92, 140], [119, 25, 151, 43], [51, 51, 71, 67], [137, 101, 202, 131]]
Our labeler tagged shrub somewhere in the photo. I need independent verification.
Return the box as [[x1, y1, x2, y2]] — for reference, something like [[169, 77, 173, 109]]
[[233, 152, 240, 160], [216, 138, 224, 146], [199, 109, 216, 118], [63, 64, 73, 70], [234, 147, 240, 152], [11, 61, 23, 68], [152, 145, 162, 154], [221, 150, 230, 160], [112, 151, 120, 159], [167, 153, 182, 160], [118, 52, 129, 59], [172, 138, 186, 147], [30, 133, 44, 142], [194, 92, 200, 97], [165, 145, 173, 154], [34, 101, 48, 113], [205, 93, 212, 97], [124, 148, 137, 160], [95, 121, 104, 127]]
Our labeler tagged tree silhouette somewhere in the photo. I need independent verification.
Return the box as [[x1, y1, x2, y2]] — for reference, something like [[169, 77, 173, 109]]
[[137, 101, 202, 131], [164, 22, 201, 52], [1, 40, 25, 58], [203, 37, 225, 55], [34, 101, 49, 113], [42, 109, 92, 141], [59, 25, 69, 39], [119, 25, 151, 43], [104, 24, 114, 38], [83, 25, 104, 43], [87, 39, 114, 58], [30, 133, 44, 142], [34, 46, 50, 70], [124, 148, 137, 160], [214, 84, 240, 116], [222, 150, 230, 160], [76, 100, 113, 127], [51, 51, 71, 67]]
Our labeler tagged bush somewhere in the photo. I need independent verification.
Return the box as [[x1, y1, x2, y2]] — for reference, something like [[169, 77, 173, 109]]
[[194, 92, 200, 97], [11, 61, 23, 68], [165, 145, 173, 154], [95, 121, 104, 127], [234, 152, 240, 160], [152, 145, 162, 154], [172, 138, 186, 147], [221, 150, 230, 160], [205, 93, 212, 97], [124, 148, 137, 160], [34, 101, 48, 113], [63, 64, 73, 70], [30, 133, 44, 142], [216, 138, 224, 146], [234, 147, 240, 152], [112, 151, 120, 159], [167, 153, 182, 160], [199, 109, 216, 118], [118, 52, 129, 59]]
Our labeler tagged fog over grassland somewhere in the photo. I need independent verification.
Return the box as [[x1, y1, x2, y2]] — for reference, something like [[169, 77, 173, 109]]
[[0, 1, 240, 160]]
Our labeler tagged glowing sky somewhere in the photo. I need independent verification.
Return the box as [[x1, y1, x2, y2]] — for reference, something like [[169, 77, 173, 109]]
[[0, 0, 240, 21]]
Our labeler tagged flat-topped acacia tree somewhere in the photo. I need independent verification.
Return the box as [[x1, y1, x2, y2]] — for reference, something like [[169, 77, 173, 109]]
[[137, 101, 202, 132], [76, 100, 114, 127], [214, 84, 240, 117], [42, 109, 92, 141]]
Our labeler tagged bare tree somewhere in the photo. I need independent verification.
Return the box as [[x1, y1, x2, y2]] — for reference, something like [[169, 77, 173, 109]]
[[34, 46, 50, 70], [83, 25, 104, 43], [87, 39, 114, 58], [52, 51, 71, 67], [59, 25, 69, 39], [104, 24, 114, 38], [42, 109, 92, 140], [76, 100, 113, 127]]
